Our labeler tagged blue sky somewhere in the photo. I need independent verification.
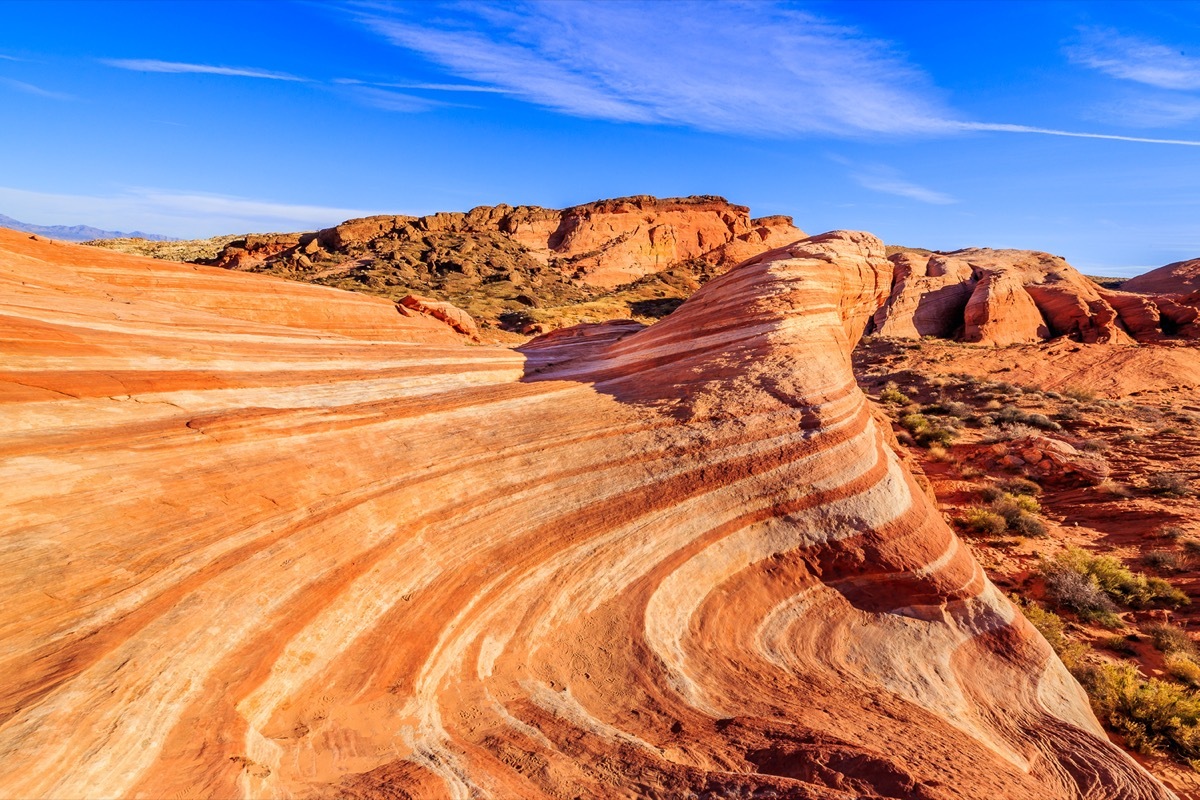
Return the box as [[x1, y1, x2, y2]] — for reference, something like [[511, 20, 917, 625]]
[[2, 1, 1199, 275]]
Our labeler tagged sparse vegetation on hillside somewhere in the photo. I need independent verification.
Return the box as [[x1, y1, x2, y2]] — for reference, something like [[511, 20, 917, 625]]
[[86, 234, 244, 262]]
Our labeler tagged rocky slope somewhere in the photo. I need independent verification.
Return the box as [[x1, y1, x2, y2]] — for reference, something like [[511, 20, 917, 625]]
[[873, 248, 1200, 346], [1124, 258, 1200, 296], [87, 195, 803, 334], [0, 228, 1169, 798]]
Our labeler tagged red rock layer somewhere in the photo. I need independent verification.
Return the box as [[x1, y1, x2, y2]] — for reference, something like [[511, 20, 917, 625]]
[[1123, 258, 1200, 296], [874, 248, 1200, 345], [0, 228, 1170, 799], [218, 195, 805, 289]]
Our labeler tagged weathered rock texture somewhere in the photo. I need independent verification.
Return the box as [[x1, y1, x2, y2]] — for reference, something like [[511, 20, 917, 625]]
[[0, 228, 1170, 799], [873, 248, 1200, 345], [180, 195, 803, 332]]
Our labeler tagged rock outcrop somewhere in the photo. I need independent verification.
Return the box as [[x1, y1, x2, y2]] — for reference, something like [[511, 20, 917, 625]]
[[873, 248, 1200, 346], [190, 196, 803, 332], [0, 228, 1170, 799], [1123, 258, 1200, 296]]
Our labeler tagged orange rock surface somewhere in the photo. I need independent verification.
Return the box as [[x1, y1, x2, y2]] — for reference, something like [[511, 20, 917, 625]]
[[1124, 258, 1200, 296], [0, 228, 1171, 798], [874, 248, 1200, 346], [217, 195, 805, 289]]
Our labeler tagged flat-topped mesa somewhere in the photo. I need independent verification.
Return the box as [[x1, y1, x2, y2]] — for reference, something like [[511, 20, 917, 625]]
[[873, 247, 1200, 345], [0, 229, 1170, 799], [212, 194, 804, 289]]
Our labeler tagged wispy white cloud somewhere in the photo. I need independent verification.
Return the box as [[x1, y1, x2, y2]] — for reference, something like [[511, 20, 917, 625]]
[[852, 168, 956, 205], [0, 185, 390, 239], [335, 77, 510, 93], [346, 1, 1200, 148], [0, 54, 21, 61], [341, 84, 446, 112], [0, 77, 73, 101], [1068, 27, 1200, 90], [954, 121, 1200, 146], [101, 58, 306, 82], [350, 1, 955, 137]]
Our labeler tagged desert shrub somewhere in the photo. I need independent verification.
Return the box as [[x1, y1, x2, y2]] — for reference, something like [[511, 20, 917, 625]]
[[1045, 391, 1063, 400], [1062, 386, 1097, 402], [1078, 661, 1200, 762], [1041, 561, 1121, 626], [1096, 480, 1134, 498], [1101, 635, 1137, 655], [981, 422, 1038, 443], [1050, 548, 1189, 610], [1056, 405, 1083, 422], [1168, 653, 1200, 688], [963, 508, 1007, 536], [922, 400, 970, 418], [1133, 405, 1165, 422], [1144, 550, 1186, 573], [995, 405, 1062, 430], [879, 382, 910, 406], [1159, 426, 1184, 436], [1078, 438, 1109, 453], [1148, 472, 1191, 497], [1117, 432, 1148, 444], [988, 492, 1046, 536], [1160, 525, 1186, 540], [1183, 539, 1200, 555], [1147, 623, 1197, 657], [1021, 602, 1088, 670], [998, 477, 1042, 496], [925, 444, 954, 463], [898, 413, 956, 448]]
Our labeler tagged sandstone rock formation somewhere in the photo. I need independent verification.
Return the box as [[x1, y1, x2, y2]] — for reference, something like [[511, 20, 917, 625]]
[[0, 228, 1170, 798], [873, 248, 1200, 346], [1123, 258, 1200, 296], [175, 196, 804, 332]]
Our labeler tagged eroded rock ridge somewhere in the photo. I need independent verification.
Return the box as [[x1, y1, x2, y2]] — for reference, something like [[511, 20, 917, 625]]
[[0, 229, 1170, 799]]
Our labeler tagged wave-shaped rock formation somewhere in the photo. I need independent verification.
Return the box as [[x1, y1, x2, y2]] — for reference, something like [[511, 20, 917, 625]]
[[873, 248, 1200, 345], [0, 228, 1170, 798]]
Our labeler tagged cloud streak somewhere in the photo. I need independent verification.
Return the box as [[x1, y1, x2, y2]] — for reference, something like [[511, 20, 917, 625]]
[[102, 58, 306, 82], [955, 121, 1200, 147], [1068, 27, 1200, 91], [351, 1, 955, 137], [335, 77, 510, 93], [0, 77, 73, 101], [853, 171, 956, 205], [347, 1, 1200, 147]]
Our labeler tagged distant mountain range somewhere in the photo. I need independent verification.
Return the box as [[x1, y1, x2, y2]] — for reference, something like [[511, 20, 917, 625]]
[[0, 213, 175, 242]]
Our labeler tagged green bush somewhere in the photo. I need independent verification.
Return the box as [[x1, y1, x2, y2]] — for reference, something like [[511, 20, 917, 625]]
[[963, 508, 1007, 536], [1078, 661, 1200, 764], [1147, 623, 1197, 657], [994, 406, 1063, 431], [1168, 653, 1200, 688], [1041, 560, 1122, 627], [879, 382, 910, 406], [898, 412, 956, 448], [998, 477, 1042, 496], [1050, 548, 1189, 610]]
